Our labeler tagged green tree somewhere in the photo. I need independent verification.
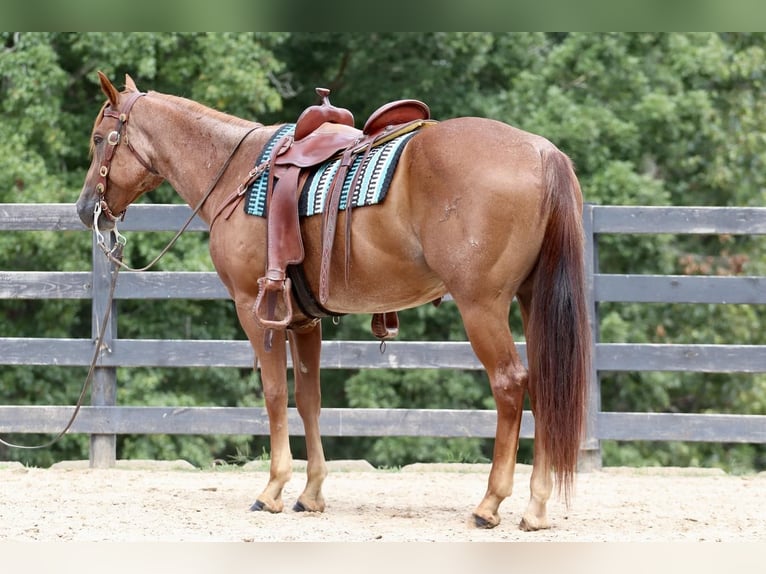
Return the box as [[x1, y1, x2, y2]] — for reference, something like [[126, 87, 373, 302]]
[[2, 32, 764, 472]]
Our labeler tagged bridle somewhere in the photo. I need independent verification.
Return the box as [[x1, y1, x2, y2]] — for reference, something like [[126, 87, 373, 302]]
[[93, 90, 158, 223]]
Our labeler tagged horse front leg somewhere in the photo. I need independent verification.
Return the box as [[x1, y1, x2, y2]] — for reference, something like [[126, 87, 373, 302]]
[[247, 324, 293, 514], [288, 320, 327, 512]]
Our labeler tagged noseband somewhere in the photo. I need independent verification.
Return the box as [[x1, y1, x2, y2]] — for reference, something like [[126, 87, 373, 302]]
[[94, 90, 158, 221]]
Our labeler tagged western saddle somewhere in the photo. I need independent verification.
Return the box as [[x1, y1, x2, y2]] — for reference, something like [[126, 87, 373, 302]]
[[243, 88, 433, 348]]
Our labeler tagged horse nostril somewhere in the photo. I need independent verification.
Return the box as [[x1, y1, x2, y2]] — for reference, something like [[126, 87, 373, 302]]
[[76, 198, 95, 229]]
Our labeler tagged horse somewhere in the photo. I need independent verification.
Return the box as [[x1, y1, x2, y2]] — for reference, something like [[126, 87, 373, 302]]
[[76, 72, 590, 531]]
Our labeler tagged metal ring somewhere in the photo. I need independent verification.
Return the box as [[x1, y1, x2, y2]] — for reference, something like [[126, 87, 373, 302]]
[[107, 131, 120, 145]]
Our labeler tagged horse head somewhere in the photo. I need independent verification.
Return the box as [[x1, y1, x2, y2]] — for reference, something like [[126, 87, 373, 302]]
[[76, 71, 164, 230]]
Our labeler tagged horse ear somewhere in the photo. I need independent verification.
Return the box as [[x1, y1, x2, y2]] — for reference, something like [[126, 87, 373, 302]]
[[124, 73, 138, 92], [97, 70, 120, 108]]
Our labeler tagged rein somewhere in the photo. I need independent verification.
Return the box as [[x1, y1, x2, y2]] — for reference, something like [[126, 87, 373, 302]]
[[94, 98, 260, 271], [1, 101, 260, 451], [0, 243, 123, 450]]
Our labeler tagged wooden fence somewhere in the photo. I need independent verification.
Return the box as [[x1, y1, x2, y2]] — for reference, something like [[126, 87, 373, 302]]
[[1, 203, 765, 468]]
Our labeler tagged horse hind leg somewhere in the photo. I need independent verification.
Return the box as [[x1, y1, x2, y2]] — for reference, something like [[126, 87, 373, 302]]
[[457, 299, 528, 529], [517, 291, 553, 531], [287, 321, 328, 512], [519, 421, 553, 531]]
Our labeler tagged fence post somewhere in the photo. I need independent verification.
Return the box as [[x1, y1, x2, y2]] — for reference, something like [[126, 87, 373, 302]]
[[89, 232, 118, 468], [579, 203, 602, 471]]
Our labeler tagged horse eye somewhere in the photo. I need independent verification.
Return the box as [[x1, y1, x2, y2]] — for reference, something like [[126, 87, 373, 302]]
[[93, 135, 103, 146]]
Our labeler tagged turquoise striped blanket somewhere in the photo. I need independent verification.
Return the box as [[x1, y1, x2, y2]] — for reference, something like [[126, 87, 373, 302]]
[[244, 124, 418, 218]]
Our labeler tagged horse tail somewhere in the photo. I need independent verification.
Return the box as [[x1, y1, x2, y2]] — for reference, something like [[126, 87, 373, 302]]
[[526, 146, 590, 503]]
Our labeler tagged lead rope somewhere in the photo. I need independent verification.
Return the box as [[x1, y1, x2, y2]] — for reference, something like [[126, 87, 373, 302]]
[[0, 240, 123, 450]]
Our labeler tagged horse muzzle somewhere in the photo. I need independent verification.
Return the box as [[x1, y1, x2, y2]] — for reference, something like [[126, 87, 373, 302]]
[[76, 193, 118, 231], [76, 194, 96, 229]]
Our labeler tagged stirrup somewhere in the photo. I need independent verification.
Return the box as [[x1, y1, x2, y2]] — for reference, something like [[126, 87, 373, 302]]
[[371, 312, 399, 341], [254, 273, 294, 330]]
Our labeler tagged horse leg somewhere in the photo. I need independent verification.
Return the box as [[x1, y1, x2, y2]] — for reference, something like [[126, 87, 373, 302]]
[[287, 321, 328, 512], [234, 303, 293, 513], [517, 292, 553, 531], [459, 301, 528, 529], [519, 418, 553, 530]]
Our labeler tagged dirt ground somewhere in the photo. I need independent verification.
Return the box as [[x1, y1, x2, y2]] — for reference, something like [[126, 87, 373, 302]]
[[0, 459, 763, 542]]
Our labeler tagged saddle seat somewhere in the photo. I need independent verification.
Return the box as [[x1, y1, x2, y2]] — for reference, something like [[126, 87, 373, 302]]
[[276, 122, 361, 169], [252, 87, 432, 347]]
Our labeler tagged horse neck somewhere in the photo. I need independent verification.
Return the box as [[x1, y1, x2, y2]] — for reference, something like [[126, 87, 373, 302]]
[[138, 92, 263, 223]]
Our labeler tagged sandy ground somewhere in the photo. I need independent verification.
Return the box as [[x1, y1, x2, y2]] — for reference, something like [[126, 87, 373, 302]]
[[0, 459, 764, 542]]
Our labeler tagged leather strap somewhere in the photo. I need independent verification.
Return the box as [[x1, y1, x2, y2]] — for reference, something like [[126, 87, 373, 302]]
[[95, 91, 158, 222], [319, 146, 356, 305]]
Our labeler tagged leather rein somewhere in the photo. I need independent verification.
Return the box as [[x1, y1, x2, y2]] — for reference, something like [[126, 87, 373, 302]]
[[93, 90, 259, 271], [0, 94, 259, 450]]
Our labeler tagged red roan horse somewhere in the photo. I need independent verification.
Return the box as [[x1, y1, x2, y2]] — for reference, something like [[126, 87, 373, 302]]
[[76, 72, 590, 530]]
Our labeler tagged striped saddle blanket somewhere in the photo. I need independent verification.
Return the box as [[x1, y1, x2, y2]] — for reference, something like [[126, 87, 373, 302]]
[[244, 123, 420, 218]]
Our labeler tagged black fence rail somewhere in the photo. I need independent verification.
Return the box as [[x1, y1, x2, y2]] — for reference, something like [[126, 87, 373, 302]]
[[1, 203, 765, 468]]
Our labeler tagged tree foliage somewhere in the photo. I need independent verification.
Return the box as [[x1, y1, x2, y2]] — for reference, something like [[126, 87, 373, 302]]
[[1, 33, 764, 472]]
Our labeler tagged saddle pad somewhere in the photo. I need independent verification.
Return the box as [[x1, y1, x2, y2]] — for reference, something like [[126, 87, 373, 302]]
[[244, 124, 420, 218]]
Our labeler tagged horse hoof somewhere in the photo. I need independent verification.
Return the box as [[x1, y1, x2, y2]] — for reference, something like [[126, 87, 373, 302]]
[[293, 499, 325, 512], [519, 516, 549, 531], [250, 499, 284, 513], [473, 513, 499, 529]]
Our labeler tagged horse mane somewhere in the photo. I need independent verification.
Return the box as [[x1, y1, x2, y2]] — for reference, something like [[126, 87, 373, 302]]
[[88, 91, 259, 159], [150, 91, 258, 129]]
